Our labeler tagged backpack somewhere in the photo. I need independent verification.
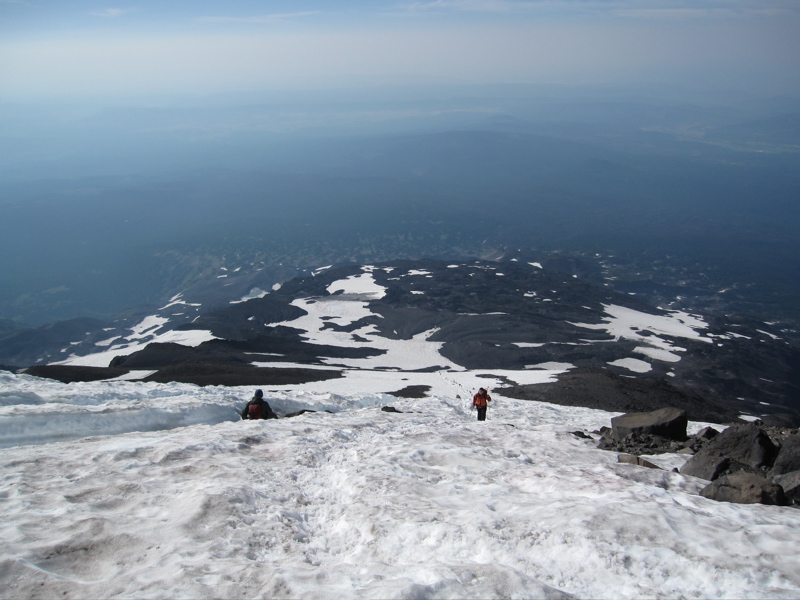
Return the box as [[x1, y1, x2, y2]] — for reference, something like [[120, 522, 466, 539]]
[[247, 401, 263, 420]]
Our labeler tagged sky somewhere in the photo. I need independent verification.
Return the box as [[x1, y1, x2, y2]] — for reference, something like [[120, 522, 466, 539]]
[[1, 0, 799, 99]]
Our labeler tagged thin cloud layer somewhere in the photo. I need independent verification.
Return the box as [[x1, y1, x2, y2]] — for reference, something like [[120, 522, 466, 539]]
[[89, 8, 134, 19], [0, 0, 798, 97], [403, 0, 800, 17], [197, 11, 320, 24]]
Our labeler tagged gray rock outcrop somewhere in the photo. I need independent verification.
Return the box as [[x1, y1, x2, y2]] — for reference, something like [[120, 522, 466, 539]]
[[680, 424, 779, 481], [699, 473, 788, 506], [772, 471, 800, 504], [617, 454, 661, 469], [611, 407, 688, 441], [769, 434, 800, 477]]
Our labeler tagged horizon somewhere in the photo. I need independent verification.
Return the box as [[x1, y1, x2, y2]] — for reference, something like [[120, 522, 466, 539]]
[[1, 1, 799, 340], [2, 1, 799, 100]]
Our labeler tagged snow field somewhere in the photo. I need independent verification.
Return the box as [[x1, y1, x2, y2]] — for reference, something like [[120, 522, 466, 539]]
[[3, 268, 799, 598], [52, 269, 722, 381], [1, 390, 799, 599]]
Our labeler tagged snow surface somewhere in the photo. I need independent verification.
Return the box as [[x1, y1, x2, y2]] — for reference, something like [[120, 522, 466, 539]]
[[54, 310, 218, 368], [1, 370, 799, 599], [231, 288, 269, 304], [608, 358, 652, 373], [55, 327, 218, 368], [327, 272, 387, 299], [273, 271, 544, 376], [571, 304, 711, 363], [4, 270, 799, 598]]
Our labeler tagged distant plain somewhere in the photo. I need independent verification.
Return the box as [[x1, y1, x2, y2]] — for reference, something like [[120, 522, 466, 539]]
[[1, 87, 798, 328]]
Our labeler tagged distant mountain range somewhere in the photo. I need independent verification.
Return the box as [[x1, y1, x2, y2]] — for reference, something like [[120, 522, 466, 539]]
[[7, 258, 799, 428]]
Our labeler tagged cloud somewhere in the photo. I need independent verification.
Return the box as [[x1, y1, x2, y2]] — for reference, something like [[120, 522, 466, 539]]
[[89, 8, 134, 19], [615, 5, 799, 19], [197, 11, 320, 24], [1, 3, 798, 98], [405, 0, 516, 11], [403, 0, 800, 18]]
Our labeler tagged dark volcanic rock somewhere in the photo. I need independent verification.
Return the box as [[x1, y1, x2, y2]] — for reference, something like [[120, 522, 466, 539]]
[[498, 367, 731, 423], [24, 365, 130, 383], [11, 258, 800, 431], [141, 363, 342, 387], [769, 434, 800, 477], [187, 296, 307, 341], [112, 333, 383, 370], [0, 317, 110, 367], [681, 424, 779, 481], [617, 454, 661, 469], [110, 342, 252, 369], [597, 432, 685, 456], [699, 473, 788, 506], [695, 426, 720, 441], [387, 385, 431, 398], [772, 471, 800, 504], [611, 407, 688, 441]]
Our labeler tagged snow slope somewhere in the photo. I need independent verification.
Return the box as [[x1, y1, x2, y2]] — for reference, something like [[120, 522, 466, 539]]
[[1, 372, 799, 599], [2, 264, 799, 598]]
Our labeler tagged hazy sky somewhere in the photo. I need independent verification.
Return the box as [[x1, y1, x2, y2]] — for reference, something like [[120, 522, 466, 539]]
[[1, 0, 799, 98]]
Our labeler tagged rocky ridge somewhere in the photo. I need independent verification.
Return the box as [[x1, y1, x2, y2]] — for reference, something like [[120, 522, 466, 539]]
[[591, 407, 800, 506], [8, 258, 800, 427]]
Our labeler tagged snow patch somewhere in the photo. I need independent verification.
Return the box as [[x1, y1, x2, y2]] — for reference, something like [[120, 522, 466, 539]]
[[609, 358, 653, 373], [571, 304, 712, 363], [513, 342, 546, 348], [739, 414, 762, 423], [231, 287, 269, 304], [128, 315, 169, 339], [633, 346, 682, 363], [327, 272, 386, 299]]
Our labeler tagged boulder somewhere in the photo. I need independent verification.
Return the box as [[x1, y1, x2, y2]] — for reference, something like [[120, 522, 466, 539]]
[[681, 424, 779, 481], [768, 434, 800, 477], [617, 454, 661, 469], [685, 457, 731, 481], [611, 407, 688, 441], [695, 426, 720, 441], [598, 431, 687, 456], [699, 472, 788, 506], [772, 470, 800, 504]]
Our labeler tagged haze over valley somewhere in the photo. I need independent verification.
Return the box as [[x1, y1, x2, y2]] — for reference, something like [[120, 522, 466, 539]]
[[2, 86, 800, 331], [3, 4, 800, 598]]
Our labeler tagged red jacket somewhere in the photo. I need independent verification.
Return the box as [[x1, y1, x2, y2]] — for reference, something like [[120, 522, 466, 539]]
[[472, 392, 492, 408]]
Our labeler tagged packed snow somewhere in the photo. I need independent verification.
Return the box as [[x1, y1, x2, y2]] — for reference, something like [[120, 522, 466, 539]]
[[2, 370, 799, 599]]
